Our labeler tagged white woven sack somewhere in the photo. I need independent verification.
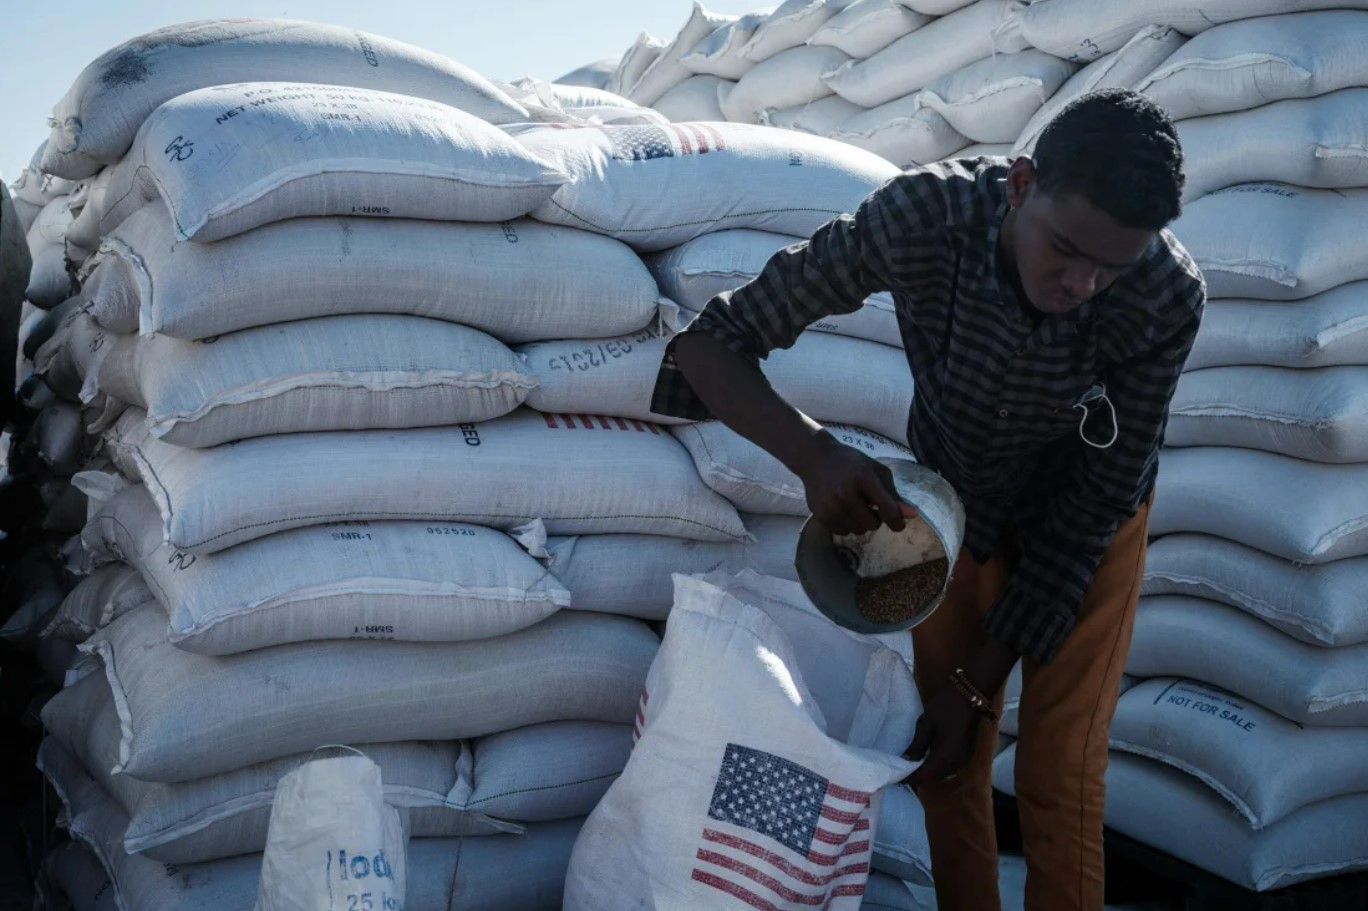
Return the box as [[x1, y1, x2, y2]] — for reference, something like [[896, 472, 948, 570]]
[[1171, 184, 1368, 301], [564, 571, 918, 910], [1127, 596, 1368, 727], [12, 142, 77, 205], [1138, 11, 1368, 121], [1151, 446, 1368, 563], [518, 121, 898, 252], [556, 57, 619, 90], [500, 79, 665, 128], [760, 95, 862, 135], [742, 0, 856, 63], [1111, 677, 1368, 831], [920, 50, 1076, 145], [829, 96, 969, 169], [1185, 283, 1368, 371], [41, 564, 152, 642], [1018, 0, 1368, 64], [34, 307, 110, 404], [870, 783, 932, 886], [94, 315, 534, 447], [768, 331, 913, 442], [863, 873, 925, 911], [25, 196, 76, 308], [42, 842, 116, 911], [87, 206, 664, 342], [1142, 534, 1368, 648], [65, 167, 112, 255], [67, 602, 656, 781], [680, 12, 768, 79], [608, 32, 667, 97], [41, 18, 528, 180], [82, 484, 571, 656], [105, 406, 745, 554], [518, 324, 689, 425], [822, 0, 1029, 107], [955, 143, 1013, 159], [1014, 26, 1185, 157], [808, 0, 930, 59], [1168, 366, 1368, 463], [721, 45, 850, 124], [1180, 90, 1368, 203], [32, 402, 86, 475], [652, 75, 728, 122], [675, 421, 913, 514], [38, 479, 88, 534], [541, 513, 803, 621], [647, 229, 903, 347], [98, 82, 566, 243], [629, 4, 737, 106]]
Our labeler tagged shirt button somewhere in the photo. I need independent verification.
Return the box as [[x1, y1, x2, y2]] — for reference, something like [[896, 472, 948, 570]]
[[998, 409, 1009, 418]]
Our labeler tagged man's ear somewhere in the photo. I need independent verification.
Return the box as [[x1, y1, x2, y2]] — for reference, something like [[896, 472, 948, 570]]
[[1005, 157, 1037, 209]]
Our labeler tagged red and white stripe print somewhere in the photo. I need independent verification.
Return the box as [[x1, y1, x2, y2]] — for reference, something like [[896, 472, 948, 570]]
[[541, 413, 661, 434]]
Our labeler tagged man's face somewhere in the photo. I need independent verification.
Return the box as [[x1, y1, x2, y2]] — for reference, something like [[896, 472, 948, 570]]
[[1004, 160, 1156, 315]]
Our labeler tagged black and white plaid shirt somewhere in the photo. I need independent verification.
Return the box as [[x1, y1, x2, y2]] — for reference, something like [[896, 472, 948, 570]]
[[652, 158, 1205, 664]]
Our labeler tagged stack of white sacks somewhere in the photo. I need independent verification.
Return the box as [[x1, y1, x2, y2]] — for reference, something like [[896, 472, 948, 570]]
[[15, 18, 935, 911]]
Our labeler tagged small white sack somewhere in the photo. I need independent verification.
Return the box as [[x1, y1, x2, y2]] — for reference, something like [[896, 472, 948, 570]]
[[808, 0, 930, 59], [105, 406, 746, 554], [1184, 283, 1368, 371], [629, 4, 737, 106], [829, 96, 969, 168], [1142, 534, 1368, 648], [721, 45, 850, 124], [652, 75, 729, 122], [1014, 25, 1185, 157], [1128, 596, 1368, 727], [99, 82, 566, 243], [920, 50, 1077, 145], [65, 167, 113, 255], [518, 324, 687, 425], [647, 228, 903, 347], [41, 564, 153, 642], [821, 0, 1029, 107], [1179, 90, 1368, 202], [1150, 446, 1368, 563], [556, 57, 620, 90], [564, 571, 919, 910], [743, 0, 855, 63], [675, 421, 913, 514], [681, 12, 768, 80], [1171, 184, 1368, 301], [1138, 10, 1368, 121], [760, 95, 863, 135], [95, 314, 535, 447], [518, 121, 898, 252], [1110, 677, 1368, 830], [88, 205, 664, 342], [25, 196, 76, 308], [608, 32, 667, 97], [1167, 366, 1368, 463]]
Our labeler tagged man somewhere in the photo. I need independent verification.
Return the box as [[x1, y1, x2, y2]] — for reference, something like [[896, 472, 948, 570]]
[[651, 89, 1204, 911]]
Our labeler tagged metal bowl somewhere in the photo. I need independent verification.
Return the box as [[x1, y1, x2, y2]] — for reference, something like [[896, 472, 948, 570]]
[[795, 458, 966, 634]]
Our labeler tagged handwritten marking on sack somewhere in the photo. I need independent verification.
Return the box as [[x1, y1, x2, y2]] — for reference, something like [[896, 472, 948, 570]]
[[164, 136, 195, 162], [544, 327, 662, 373], [542, 413, 662, 434], [166, 551, 196, 572], [1159, 683, 1256, 733], [788, 152, 803, 168]]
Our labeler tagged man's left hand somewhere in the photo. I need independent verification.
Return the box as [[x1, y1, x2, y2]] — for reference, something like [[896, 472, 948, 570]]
[[904, 687, 982, 789]]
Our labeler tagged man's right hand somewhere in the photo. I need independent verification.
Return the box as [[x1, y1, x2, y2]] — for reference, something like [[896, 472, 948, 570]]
[[796, 435, 909, 536]]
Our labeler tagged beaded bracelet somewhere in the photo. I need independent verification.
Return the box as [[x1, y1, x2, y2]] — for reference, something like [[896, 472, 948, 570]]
[[950, 668, 998, 722]]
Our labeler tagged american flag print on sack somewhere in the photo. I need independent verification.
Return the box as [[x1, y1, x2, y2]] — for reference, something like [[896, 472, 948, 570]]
[[608, 124, 728, 161], [693, 743, 874, 910]]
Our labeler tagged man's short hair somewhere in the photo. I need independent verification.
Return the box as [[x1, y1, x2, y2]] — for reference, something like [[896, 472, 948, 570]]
[[1032, 88, 1185, 231]]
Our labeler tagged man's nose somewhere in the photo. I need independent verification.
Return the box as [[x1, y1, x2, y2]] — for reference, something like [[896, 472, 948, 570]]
[[1062, 262, 1099, 301]]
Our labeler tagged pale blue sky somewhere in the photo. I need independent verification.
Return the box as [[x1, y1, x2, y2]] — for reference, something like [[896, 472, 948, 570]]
[[0, 0, 763, 179]]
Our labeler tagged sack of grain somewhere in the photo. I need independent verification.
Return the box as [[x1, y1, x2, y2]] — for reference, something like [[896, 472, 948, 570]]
[[652, 75, 728, 122], [743, 0, 855, 63], [1017, 0, 1365, 63], [821, 0, 1029, 108], [83, 484, 571, 655], [1178, 90, 1368, 202], [502, 79, 665, 127], [1167, 367, 1368, 463], [680, 12, 768, 79], [38, 479, 89, 533], [607, 32, 667, 97], [828, 96, 969, 168], [42, 18, 528, 179], [95, 315, 535, 447], [919, 50, 1076, 145], [104, 406, 746, 554], [1014, 25, 1185, 156], [517, 120, 897, 252], [542, 513, 802, 620], [12, 142, 77, 205], [721, 45, 850, 124], [902, 0, 976, 12], [87, 206, 665, 342], [1127, 596, 1368, 727], [1171, 184, 1368, 301], [33, 307, 108, 402], [42, 564, 153, 642], [646, 229, 902, 347], [0, 547, 67, 643], [64, 167, 112, 256], [759, 95, 863, 135], [1184, 283, 1368, 371], [32, 402, 88, 474], [675, 421, 913, 514], [1142, 533, 1368, 647], [1110, 677, 1368, 830], [518, 324, 686, 425], [25, 195, 76, 308], [556, 57, 620, 91], [808, 0, 930, 59], [1151, 446, 1368, 563], [768, 331, 913, 442], [40, 843, 114, 911], [1137, 11, 1368, 121], [564, 571, 918, 910], [628, 3, 736, 106], [98, 82, 566, 243], [61, 602, 655, 781]]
